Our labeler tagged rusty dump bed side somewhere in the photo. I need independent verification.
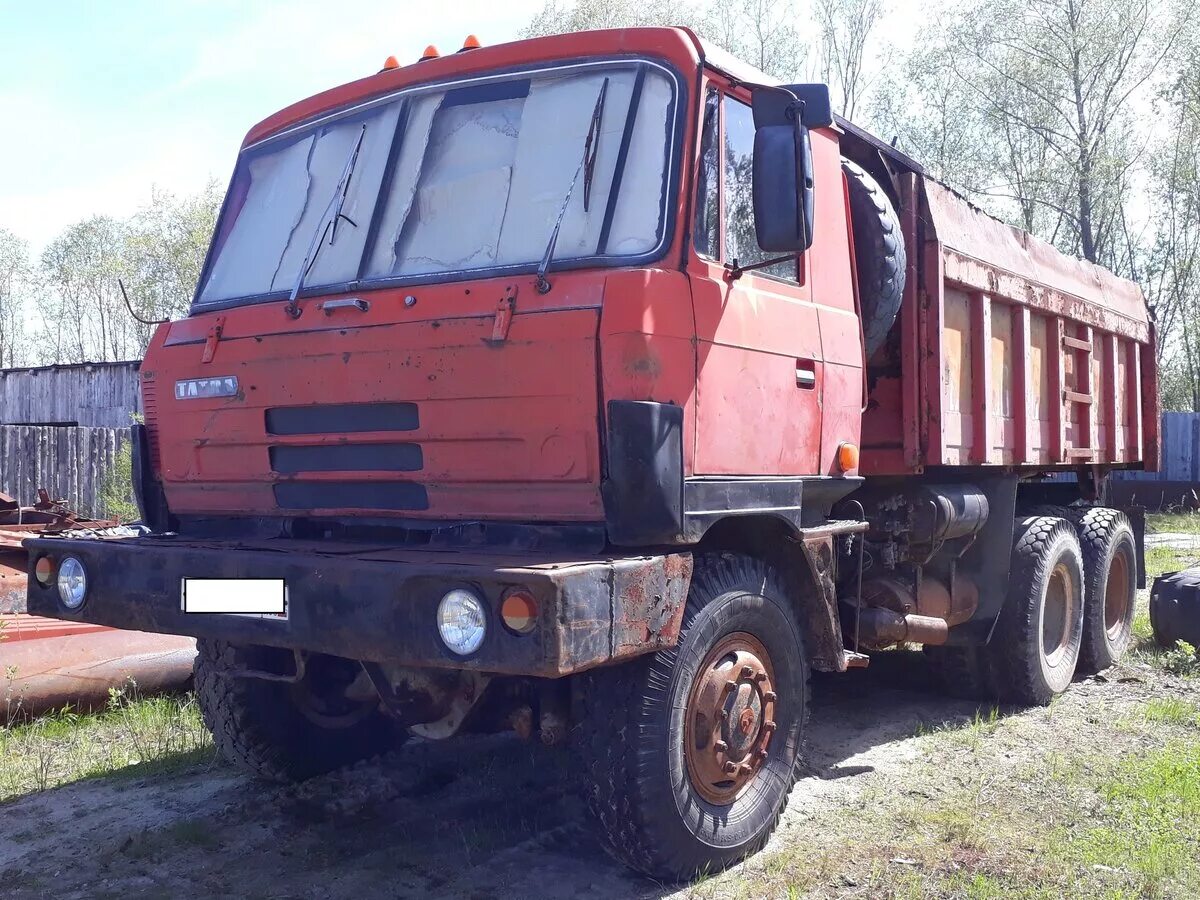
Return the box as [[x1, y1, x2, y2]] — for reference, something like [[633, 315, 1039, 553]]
[[862, 173, 1158, 474]]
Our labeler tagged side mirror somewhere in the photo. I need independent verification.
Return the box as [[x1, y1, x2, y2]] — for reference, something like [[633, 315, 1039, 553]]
[[751, 84, 830, 253]]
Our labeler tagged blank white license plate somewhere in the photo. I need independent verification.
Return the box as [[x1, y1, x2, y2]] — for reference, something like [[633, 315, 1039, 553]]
[[182, 578, 288, 619]]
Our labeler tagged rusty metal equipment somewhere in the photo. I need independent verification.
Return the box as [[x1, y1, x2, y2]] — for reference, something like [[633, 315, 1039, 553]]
[[1, 490, 194, 720]]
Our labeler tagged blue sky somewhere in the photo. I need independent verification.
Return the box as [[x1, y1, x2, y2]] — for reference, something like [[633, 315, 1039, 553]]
[[0, 0, 544, 252]]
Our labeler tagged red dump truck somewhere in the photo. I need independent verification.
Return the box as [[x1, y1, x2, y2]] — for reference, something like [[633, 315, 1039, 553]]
[[25, 27, 1157, 879]]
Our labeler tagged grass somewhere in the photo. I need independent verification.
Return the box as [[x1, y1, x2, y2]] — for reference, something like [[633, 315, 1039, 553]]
[[1073, 743, 1200, 897], [691, 737, 1200, 900], [1143, 697, 1200, 728], [1146, 510, 1200, 536], [0, 686, 214, 803]]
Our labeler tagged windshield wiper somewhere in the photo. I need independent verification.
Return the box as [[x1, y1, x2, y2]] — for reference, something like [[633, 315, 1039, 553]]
[[283, 124, 367, 319], [535, 77, 609, 295]]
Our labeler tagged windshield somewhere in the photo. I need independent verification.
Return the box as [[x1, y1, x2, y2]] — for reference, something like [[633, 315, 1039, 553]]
[[196, 59, 679, 309]]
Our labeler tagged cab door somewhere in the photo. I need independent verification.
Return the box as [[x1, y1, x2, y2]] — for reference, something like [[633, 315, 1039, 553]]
[[688, 86, 824, 476]]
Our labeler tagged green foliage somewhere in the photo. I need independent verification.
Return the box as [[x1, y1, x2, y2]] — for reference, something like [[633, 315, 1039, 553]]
[[32, 182, 220, 366], [99, 441, 138, 522], [1075, 743, 1200, 894], [1160, 641, 1200, 677], [0, 688, 212, 802], [1144, 697, 1200, 727]]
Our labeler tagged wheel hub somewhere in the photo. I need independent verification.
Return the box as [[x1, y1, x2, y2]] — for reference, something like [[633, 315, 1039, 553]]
[[1104, 550, 1132, 638], [684, 633, 778, 805]]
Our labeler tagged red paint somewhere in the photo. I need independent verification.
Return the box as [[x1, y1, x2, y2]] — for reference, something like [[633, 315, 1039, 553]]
[[135, 26, 1156, 529]]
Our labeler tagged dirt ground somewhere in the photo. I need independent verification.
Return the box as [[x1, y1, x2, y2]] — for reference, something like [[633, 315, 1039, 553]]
[[0, 639, 1192, 900]]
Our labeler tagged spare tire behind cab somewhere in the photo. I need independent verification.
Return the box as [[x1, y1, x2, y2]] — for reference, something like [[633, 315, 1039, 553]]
[[842, 159, 906, 357]]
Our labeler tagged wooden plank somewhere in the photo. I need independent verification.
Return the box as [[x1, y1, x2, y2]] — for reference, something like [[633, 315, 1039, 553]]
[[969, 291, 992, 463], [1012, 306, 1033, 464], [1102, 333, 1118, 461], [1078, 325, 1095, 455], [1129, 342, 1144, 464], [1064, 390, 1093, 405], [1048, 317, 1065, 463], [1063, 335, 1093, 352]]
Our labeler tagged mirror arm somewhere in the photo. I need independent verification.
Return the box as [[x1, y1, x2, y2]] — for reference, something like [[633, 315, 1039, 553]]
[[725, 254, 797, 281]]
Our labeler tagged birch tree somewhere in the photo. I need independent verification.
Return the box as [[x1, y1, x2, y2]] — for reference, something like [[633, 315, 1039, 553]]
[[814, 0, 883, 120], [0, 228, 32, 368]]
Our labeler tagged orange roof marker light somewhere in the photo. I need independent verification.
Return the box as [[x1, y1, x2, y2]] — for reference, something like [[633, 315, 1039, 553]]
[[379, 55, 400, 72], [419, 45, 440, 62], [458, 34, 482, 52]]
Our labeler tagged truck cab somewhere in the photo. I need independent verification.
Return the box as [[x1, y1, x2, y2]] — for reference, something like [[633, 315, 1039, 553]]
[[25, 27, 1156, 882]]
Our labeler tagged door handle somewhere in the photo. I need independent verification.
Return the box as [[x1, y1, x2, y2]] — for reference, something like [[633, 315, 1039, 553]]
[[795, 359, 817, 389], [319, 297, 370, 315]]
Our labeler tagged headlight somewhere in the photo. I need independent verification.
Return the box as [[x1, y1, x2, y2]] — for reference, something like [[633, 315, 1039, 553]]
[[437, 589, 487, 655], [57, 556, 88, 609]]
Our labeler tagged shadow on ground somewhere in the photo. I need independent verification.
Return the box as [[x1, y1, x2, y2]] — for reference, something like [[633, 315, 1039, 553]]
[[1, 650, 1001, 900]]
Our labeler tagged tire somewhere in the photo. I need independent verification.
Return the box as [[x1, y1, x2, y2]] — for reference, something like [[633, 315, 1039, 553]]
[[924, 645, 995, 701], [1024, 506, 1137, 674], [842, 159, 906, 357], [194, 640, 401, 782], [576, 554, 809, 881], [1075, 509, 1137, 673], [989, 517, 1085, 705]]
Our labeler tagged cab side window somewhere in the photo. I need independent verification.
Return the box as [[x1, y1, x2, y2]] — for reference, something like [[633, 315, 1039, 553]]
[[693, 89, 720, 259], [722, 96, 798, 283]]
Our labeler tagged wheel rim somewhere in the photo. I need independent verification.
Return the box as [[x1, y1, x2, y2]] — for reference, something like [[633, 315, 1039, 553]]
[[1104, 549, 1133, 639], [1042, 562, 1075, 666], [683, 632, 778, 805]]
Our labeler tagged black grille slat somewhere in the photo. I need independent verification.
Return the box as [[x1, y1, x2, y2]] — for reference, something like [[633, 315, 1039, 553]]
[[265, 402, 418, 436], [274, 482, 429, 511], [270, 443, 423, 474]]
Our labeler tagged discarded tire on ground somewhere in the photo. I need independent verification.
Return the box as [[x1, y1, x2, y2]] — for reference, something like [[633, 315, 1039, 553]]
[[195, 639, 401, 782], [1150, 567, 1200, 650], [989, 517, 1085, 705], [575, 554, 809, 881]]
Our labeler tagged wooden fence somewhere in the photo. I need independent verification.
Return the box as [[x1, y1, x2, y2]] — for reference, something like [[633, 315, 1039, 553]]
[[0, 361, 141, 428], [0, 425, 130, 519]]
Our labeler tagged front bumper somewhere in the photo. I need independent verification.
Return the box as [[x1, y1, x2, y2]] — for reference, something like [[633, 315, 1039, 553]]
[[24, 535, 692, 677]]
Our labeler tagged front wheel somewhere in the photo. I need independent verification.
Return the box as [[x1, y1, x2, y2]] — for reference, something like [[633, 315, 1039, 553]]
[[576, 554, 809, 881], [195, 640, 402, 782]]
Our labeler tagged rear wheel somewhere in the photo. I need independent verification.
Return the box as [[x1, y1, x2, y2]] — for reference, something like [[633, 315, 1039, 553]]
[[1076, 509, 1137, 672], [195, 640, 401, 782], [989, 517, 1084, 705], [576, 554, 809, 881]]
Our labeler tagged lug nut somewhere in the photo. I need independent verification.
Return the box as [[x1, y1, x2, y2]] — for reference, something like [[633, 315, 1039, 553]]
[[754, 671, 768, 683], [738, 763, 753, 775], [762, 720, 777, 732], [740, 665, 755, 679], [714, 740, 728, 753], [762, 691, 777, 703], [723, 761, 737, 774]]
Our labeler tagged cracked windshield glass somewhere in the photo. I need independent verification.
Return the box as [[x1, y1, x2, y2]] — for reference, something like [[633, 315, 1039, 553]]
[[197, 63, 676, 307]]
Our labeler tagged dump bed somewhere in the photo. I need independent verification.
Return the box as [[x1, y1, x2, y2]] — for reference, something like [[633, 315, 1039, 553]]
[[861, 173, 1159, 475]]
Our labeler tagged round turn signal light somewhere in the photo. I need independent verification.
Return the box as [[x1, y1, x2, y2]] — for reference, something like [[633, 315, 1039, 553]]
[[34, 555, 54, 586], [500, 589, 539, 635]]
